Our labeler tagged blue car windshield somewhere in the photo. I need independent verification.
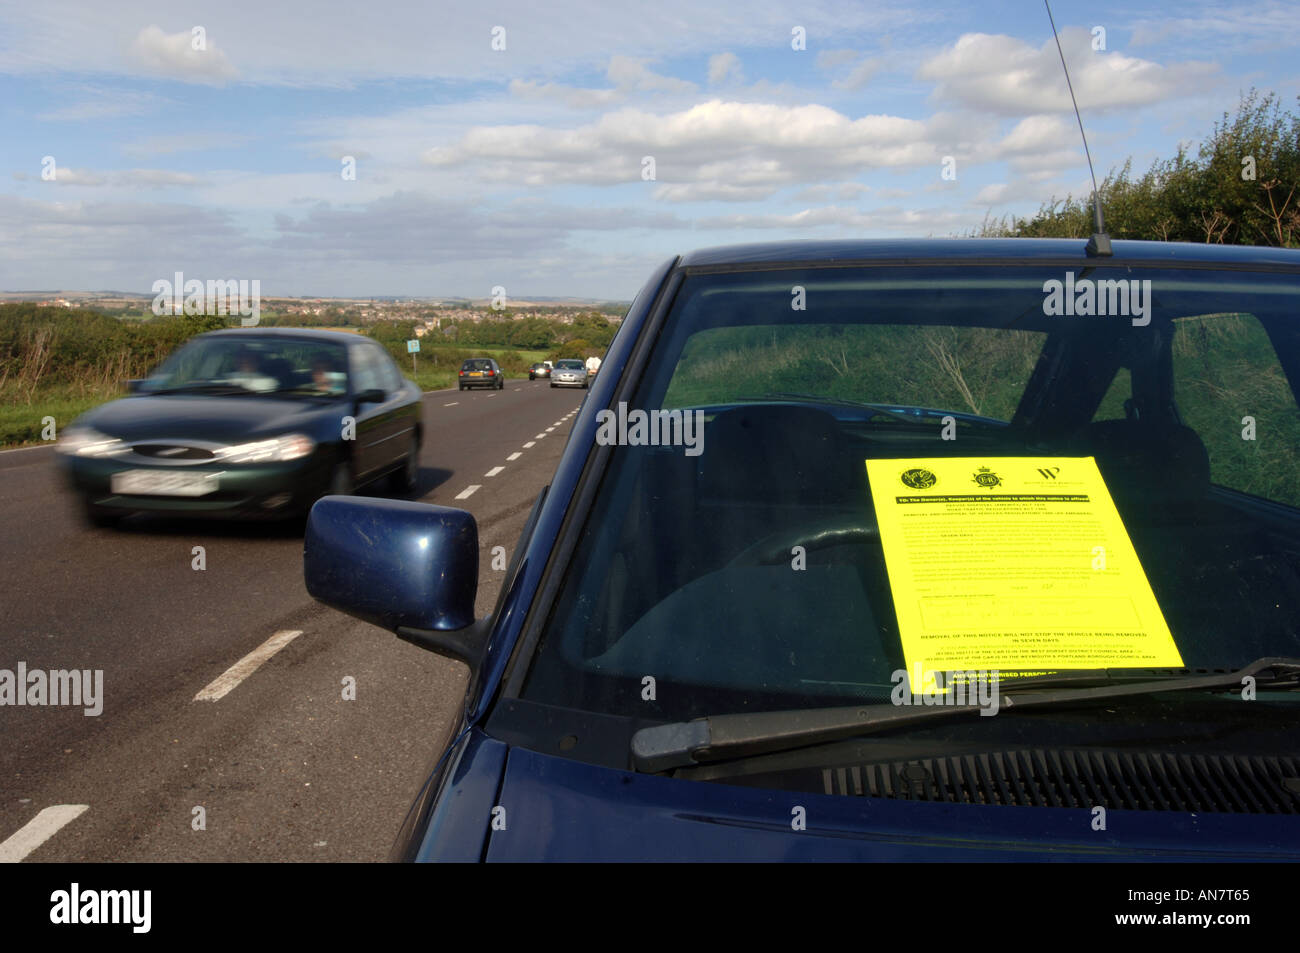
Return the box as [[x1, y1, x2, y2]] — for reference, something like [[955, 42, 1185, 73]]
[[521, 262, 1300, 722]]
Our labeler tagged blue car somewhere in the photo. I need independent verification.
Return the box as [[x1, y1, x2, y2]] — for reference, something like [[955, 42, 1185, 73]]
[[305, 239, 1300, 861]]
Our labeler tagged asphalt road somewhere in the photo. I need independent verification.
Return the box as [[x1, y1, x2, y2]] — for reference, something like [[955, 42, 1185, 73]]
[[0, 379, 586, 861]]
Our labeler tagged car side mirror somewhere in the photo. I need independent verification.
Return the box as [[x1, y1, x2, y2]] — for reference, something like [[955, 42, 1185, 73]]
[[304, 497, 486, 665]]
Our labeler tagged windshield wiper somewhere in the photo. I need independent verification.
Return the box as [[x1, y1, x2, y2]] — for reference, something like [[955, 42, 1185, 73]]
[[630, 657, 1300, 772]]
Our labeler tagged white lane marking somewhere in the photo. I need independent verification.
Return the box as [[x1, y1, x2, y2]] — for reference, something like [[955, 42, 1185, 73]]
[[545, 427, 555, 432], [485, 466, 504, 477], [444, 401, 459, 406], [507, 452, 521, 461], [523, 441, 535, 448], [194, 630, 303, 702], [553, 421, 563, 426], [0, 444, 54, 455], [455, 485, 480, 500], [0, 805, 89, 863], [534, 433, 546, 439]]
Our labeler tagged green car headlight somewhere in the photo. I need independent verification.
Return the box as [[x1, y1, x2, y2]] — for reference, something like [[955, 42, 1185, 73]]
[[214, 433, 316, 463], [57, 426, 129, 457]]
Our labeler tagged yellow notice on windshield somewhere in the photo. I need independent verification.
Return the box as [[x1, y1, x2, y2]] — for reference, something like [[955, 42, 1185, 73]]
[[865, 457, 1182, 688]]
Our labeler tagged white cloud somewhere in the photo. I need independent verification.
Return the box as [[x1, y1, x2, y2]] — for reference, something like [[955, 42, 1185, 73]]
[[697, 204, 970, 234], [423, 100, 943, 193], [127, 25, 238, 84], [791, 183, 871, 202], [121, 132, 254, 157], [832, 57, 881, 91], [509, 79, 622, 109], [1129, 1, 1300, 53], [708, 53, 743, 85], [37, 85, 164, 121], [36, 167, 202, 188], [919, 28, 1219, 114], [606, 55, 695, 94]]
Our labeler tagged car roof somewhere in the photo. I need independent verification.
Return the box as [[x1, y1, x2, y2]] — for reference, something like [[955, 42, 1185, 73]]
[[196, 327, 365, 344], [677, 238, 1300, 269]]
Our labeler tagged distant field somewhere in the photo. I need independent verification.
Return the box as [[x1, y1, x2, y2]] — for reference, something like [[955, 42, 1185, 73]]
[[664, 317, 1300, 508]]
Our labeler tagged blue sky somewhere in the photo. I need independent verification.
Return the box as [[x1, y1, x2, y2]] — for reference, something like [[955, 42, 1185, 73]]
[[1, 0, 1297, 299]]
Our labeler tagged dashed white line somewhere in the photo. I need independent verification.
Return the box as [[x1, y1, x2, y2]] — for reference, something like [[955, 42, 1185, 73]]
[[535, 433, 546, 439], [485, 466, 505, 477], [546, 427, 556, 432], [507, 452, 522, 461], [444, 401, 459, 406], [194, 630, 303, 702], [523, 441, 535, 448], [0, 805, 89, 863], [456, 485, 481, 499]]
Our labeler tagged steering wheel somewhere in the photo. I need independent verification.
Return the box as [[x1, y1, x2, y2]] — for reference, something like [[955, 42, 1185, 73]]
[[727, 515, 881, 567]]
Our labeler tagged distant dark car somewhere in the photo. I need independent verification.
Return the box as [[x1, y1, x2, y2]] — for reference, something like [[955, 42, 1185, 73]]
[[305, 239, 1300, 861], [57, 328, 424, 526], [528, 363, 551, 380], [460, 358, 503, 390], [550, 359, 588, 389]]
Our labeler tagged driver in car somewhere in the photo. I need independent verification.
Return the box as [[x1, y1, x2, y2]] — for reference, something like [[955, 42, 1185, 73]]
[[225, 347, 277, 392]]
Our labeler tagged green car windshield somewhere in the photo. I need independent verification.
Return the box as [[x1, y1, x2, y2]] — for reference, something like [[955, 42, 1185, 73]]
[[144, 336, 350, 397], [521, 262, 1300, 723]]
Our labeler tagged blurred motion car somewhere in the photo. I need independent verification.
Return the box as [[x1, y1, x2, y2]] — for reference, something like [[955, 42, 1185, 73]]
[[550, 359, 588, 388], [528, 363, 551, 380], [58, 328, 424, 526], [305, 239, 1300, 861], [460, 358, 504, 390]]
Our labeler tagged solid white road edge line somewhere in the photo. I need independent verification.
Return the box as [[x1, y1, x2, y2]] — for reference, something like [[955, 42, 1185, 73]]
[[0, 805, 89, 863], [194, 629, 303, 702]]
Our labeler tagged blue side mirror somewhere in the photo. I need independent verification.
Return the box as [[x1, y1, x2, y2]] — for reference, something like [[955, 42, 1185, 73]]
[[305, 497, 483, 661]]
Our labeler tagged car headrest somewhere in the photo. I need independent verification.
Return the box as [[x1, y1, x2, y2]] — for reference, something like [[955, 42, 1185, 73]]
[[1078, 420, 1210, 507], [697, 404, 846, 504]]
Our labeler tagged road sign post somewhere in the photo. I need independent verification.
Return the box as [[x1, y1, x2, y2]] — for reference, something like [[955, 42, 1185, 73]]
[[407, 338, 420, 375]]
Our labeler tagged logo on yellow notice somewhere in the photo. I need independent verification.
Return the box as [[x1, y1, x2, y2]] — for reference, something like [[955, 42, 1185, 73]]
[[900, 468, 937, 489], [971, 466, 1002, 488]]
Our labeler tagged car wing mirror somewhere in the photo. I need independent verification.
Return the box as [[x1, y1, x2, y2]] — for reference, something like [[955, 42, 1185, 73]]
[[304, 497, 486, 666]]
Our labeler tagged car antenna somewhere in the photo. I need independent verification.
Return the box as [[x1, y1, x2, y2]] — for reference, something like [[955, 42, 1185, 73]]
[[1044, 0, 1112, 257]]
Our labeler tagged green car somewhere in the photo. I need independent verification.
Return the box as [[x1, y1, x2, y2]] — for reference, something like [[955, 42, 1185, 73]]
[[57, 328, 425, 526]]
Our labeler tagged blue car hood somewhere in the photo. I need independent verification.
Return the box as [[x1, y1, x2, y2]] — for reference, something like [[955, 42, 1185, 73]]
[[482, 745, 1300, 861]]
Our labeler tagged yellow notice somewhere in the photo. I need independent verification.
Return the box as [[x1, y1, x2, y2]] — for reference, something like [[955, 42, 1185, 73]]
[[866, 457, 1182, 688]]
